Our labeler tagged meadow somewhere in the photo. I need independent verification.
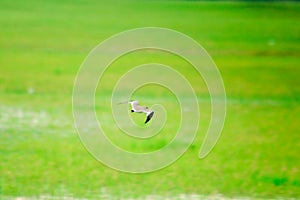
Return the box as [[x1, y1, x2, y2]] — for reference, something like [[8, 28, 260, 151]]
[[0, 0, 300, 199]]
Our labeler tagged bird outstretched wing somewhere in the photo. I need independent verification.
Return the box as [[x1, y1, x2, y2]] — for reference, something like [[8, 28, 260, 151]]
[[145, 111, 154, 124]]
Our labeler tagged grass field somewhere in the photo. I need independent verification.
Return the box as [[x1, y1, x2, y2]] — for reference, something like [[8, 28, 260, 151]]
[[1, 0, 300, 199]]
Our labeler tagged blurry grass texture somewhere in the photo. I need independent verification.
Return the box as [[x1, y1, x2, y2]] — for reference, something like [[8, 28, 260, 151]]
[[0, 0, 300, 199]]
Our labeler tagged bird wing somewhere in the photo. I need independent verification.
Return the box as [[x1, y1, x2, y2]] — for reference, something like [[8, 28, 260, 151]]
[[132, 101, 139, 106], [130, 101, 139, 111], [144, 111, 154, 124]]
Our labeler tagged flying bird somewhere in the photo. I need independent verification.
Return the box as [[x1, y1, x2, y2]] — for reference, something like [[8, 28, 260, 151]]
[[118, 100, 154, 124]]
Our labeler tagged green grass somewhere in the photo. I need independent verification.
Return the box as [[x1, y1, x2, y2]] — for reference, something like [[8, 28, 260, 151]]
[[1, 0, 300, 199]]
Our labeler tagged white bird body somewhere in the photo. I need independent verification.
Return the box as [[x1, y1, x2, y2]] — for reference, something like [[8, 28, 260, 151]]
[[129, 100, 154, 124]]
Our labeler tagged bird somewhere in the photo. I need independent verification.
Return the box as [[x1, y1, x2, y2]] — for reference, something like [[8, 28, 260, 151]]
[[118, 100, 154, 124]]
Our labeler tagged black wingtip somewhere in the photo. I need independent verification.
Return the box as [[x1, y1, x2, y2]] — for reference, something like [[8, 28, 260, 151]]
[[144, 111, 154, 124]]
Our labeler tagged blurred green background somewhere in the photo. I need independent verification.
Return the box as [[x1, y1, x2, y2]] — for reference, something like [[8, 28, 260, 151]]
[[0, 0, 299, 199]]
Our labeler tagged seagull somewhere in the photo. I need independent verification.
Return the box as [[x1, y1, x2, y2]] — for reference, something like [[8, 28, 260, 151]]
[[118, 100, 154, 124]]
